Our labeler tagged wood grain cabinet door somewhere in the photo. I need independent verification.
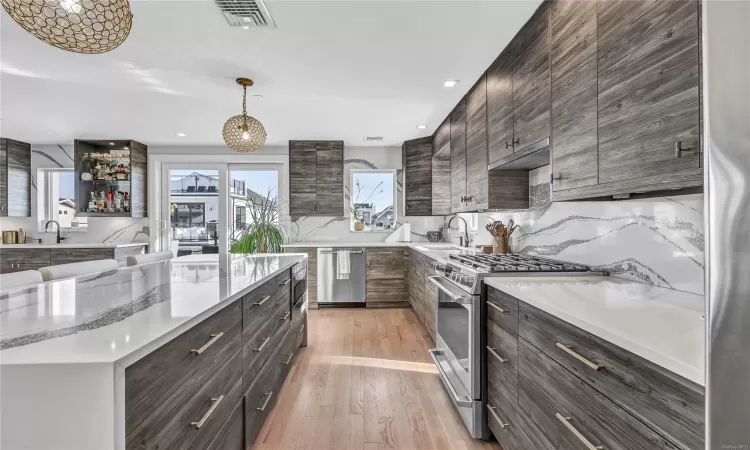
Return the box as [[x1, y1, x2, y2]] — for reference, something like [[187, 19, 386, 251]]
[[315, 141, 344, 216], [403, 137, 433, 216], [450, 99, 467, 212], [431, 118, 452, 216], [49, 248, 114, 266], [550, 0, 599, 192], [2, 138, 31, 217], [597, 0, 701, 186], [366, 248, 407, 306], [487, 52, 515, 165], [512, 6, 551, 153], [289, 141, 318, 216], [465, 75, 489, 210]]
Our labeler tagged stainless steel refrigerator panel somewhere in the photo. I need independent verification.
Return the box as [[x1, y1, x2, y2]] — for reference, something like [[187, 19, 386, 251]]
[[704, 1, 750, 448]]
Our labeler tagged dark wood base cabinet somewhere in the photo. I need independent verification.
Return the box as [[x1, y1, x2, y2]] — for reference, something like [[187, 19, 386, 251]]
[[485, 286, 704, 450], [407, 249, 436, 340], [0, 245, 147, 274], [125, 265, 308, 450]]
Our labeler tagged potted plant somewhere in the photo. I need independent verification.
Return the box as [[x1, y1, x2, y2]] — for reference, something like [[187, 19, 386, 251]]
[[351, 203, 365, 231], [230, 190, 286, 254]]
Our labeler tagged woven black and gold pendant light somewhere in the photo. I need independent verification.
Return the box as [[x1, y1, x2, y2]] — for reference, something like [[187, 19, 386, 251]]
[[2, 0, 133, 54], [222, 78, 267, 153]]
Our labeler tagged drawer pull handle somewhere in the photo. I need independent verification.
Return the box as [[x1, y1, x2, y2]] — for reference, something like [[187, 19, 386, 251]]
[[556, 413, 604, 450], [555, 343, 603, 371], [190, 395, 224, 429], [254, 295, 271, 306], [487, 301, 509, 314], [282, 352, 294, 365], [280, 279, 291, 286], [281, 311, 291, 321], [190, 332, 224, 355], [257, 391, 274, 412], [254, 337, 270, 352], [486, 346, 508, 364], [487, 405, 509, 429], [298, 325, 305, 335]]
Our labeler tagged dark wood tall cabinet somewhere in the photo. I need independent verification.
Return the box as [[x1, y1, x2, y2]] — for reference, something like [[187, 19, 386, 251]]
[[431, 118, 452, 216], [449, 99, 467, 212], [487, 51, 516, 164], [465, 75, 489, 210], [402, 137, 434, 216], [0, 138, 31, 217], [288, 140, 344, 216], [550, 0, 599, 191]]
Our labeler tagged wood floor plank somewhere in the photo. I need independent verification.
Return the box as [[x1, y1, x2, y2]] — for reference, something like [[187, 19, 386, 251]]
[[251, 308, 501, 450]]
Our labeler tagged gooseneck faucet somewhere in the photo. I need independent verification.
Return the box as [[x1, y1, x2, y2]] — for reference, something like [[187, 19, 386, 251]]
[[45, 220, 65, 244], [447, 215, 470, 247]]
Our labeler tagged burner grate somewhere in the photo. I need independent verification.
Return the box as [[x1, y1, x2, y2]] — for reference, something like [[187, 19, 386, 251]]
[[448, 253, 592, 273]]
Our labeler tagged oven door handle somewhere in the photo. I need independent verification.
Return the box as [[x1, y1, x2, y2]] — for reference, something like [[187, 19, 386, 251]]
[[428, 276, 472, 304], [428, 349, 473, 407]]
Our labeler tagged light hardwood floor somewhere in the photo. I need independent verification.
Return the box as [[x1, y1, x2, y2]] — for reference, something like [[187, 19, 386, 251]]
[[252, 308, 502, 450]]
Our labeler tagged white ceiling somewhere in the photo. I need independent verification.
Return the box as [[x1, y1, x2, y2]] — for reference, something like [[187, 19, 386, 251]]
[[0, 0, 541, 147]]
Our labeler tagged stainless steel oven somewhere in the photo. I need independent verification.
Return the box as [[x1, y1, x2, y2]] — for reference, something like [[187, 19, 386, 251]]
[[427, 275, 486, 439]]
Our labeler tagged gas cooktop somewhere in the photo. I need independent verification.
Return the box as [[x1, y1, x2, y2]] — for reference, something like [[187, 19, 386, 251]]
[[430, 253, 604, 295]]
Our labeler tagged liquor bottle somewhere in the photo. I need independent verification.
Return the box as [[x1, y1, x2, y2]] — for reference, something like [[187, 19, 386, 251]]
[[88, 192, 97, 212], [123, 192, 129, 212], [107, 188, 114, 212]]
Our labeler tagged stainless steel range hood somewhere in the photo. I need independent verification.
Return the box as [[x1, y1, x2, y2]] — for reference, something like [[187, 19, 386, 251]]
[[487, 137, 550, 171]]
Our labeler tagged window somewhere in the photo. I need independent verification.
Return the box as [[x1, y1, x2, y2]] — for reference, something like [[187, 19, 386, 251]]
[[350, 170, 396, 232], [37, 169, 88, 230], [228, 167, 280, 240]]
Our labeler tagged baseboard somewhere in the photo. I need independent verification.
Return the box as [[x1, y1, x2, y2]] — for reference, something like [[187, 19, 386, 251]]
[[365, 301, 411, 309]]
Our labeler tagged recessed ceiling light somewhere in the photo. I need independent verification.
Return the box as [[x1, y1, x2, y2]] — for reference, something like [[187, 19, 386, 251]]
[[443, 80, 458, 88], [175, 133, 186, 137], [242, 26, 249, 30], [243, 17, 252, 23], [417, 125, 427, 129]]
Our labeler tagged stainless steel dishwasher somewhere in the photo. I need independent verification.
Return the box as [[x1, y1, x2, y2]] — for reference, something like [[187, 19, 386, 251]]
[[317, 247, 366, 307]]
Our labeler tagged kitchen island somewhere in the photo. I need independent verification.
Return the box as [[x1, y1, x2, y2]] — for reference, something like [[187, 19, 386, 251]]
[[0, 253, 307, 450]]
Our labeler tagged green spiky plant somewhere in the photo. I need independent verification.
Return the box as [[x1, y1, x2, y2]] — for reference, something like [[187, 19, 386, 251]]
[[230, 189, 287, 254]]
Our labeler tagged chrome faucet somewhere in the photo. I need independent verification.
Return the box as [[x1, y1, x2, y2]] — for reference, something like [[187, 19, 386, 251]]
[[45, 220, 65, 244], [447, 215, 470, 247]]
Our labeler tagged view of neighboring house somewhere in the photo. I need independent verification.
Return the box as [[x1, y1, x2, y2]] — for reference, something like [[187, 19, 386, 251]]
[[373, 205, 395, 230], [57, 199, 76, 228], [170, 172, 267, 244]]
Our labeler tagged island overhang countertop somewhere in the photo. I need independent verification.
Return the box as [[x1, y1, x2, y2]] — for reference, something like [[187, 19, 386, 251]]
[[0, 253, 305, 367]]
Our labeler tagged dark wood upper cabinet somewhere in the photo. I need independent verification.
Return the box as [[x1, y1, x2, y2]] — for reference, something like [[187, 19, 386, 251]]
[[487, 51, 515, 164], [402, 136, 433, 216], [586, 0, 701, 197], [289, 140, 344, 216], [431, 118, 452, 216], [466, 75, 489, 210], [512, 5, 551, 152], [0, 138, 31, 217], [550, 0, 599, 191], [450, 98, 467, 212], [74, 140, 147, 218]]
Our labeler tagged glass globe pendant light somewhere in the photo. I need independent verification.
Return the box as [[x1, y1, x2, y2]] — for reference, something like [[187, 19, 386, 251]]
[[1, 0, 133, 54], [222, 78, 267, 153]]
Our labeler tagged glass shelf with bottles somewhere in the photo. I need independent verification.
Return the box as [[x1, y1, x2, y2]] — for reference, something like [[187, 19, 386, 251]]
[[81, 160, 131, 181], [83, 189, 131, 214]]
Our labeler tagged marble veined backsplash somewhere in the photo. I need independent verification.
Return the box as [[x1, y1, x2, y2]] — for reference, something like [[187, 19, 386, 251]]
[[459, 166, 705, 295]]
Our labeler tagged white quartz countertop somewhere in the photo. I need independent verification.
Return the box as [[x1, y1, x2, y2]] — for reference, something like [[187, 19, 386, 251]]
[[282, 242, 478, 261], [0, 253, 304, 367], [0, 242, 148, 249], [483, 277, 705, 385]]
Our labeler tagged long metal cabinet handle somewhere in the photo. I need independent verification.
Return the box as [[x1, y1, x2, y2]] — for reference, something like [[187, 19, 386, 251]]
[[298, 325, 305, 335], [281, 311, 291, 321], [190, 395, 224, 429], [486, 346, 508, 364], [254, 337, 270, 352], [556, 413, 604, 450], [282, 352, 294, 365], [190, 332, 224, 355], [320, 250, 364, 254], [257, 391, 274, 412], [487, 301, 509, 314], [487, 405, 509, 429], [280, 279, 290, 286], [555, 343, 603, 371], [253, 295, 271, 306]]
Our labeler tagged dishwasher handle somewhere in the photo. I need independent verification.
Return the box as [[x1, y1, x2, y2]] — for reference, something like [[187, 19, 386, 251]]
[[320, 250, 364, 254]]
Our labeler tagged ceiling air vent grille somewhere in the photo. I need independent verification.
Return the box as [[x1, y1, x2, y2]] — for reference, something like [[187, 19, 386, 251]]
[[363, 136, 383, 142], [215, 0, 276, 28]]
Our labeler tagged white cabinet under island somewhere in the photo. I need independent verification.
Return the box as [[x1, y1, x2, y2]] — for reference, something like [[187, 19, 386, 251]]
[[0, 253, 308, 450]]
